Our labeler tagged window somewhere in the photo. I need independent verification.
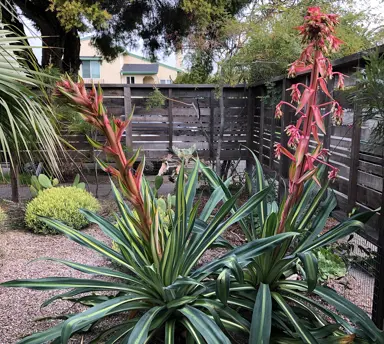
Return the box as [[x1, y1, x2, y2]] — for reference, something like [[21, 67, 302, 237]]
[[127, 76, 135, 84], [81, 60, 100, 78], [160, 79, 172, 84]]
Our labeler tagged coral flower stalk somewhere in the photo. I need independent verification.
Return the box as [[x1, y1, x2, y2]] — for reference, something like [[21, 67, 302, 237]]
[[55, 78, 153, 240], [276, 7, 344, 233]]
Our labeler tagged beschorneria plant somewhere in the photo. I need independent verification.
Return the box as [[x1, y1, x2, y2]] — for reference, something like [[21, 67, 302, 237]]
[[275, 7, 346, 233]]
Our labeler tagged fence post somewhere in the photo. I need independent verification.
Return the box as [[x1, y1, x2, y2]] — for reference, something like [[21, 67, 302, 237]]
[[209, 90, 215, 162], [347, 108, 362, 212], [259, 87, 265, 163], [124, 86, 133, 148], [168, 88, 173, 149], [246, 87, 255, 174], [373, 160, 384, 329], [278, 78, 293, 200]]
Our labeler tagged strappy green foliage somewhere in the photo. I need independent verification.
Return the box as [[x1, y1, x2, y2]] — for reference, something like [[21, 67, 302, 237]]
[[0, 27, 61, 172], [201, 151, 384, 343], [2, 160, 295, 343]]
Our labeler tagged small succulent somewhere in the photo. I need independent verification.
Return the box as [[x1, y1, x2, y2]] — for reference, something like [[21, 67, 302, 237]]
[[71, 174, 86, 190], [30, 173, 85, 197]]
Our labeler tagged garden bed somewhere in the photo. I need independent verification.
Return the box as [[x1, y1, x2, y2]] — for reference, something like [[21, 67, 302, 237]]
[[0, 192, 376, 343]]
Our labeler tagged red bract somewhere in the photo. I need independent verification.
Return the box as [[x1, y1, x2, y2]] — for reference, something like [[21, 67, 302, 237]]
[[55, 76, 153, 241], [277, 7, 344, 234]]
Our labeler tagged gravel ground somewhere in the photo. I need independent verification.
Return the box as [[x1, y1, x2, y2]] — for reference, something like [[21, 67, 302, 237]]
[[0, 225, 111, 344]]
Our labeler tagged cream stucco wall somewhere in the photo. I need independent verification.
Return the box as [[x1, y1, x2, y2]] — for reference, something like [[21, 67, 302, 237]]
[[80, 38, 181, 84], [79, 39, 122, 83]]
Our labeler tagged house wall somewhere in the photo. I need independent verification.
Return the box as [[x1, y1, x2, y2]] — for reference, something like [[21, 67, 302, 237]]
[[80, 38, 180, 84], [79, 39, 122, 83]]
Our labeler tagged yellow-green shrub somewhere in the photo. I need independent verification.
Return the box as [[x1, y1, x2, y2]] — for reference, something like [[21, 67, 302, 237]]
[[0, 206, 7, 223], [25, 186, 100, 234]]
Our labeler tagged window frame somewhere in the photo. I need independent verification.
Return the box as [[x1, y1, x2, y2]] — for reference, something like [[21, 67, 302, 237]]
[[127, 76, 135, 84], [81, 60, 101, 78]]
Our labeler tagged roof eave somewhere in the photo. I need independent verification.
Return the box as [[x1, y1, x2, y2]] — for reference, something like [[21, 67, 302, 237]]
[[125, 52, 183, 72], [121, 72, 157, 75], [80, 56, 103, 61]]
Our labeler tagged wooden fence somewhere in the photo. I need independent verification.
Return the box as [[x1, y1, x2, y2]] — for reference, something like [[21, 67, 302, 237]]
[[65, 84, 250, 162], [68, 62, 383, 239]]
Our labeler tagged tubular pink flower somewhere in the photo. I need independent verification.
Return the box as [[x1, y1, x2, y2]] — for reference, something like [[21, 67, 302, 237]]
[[287, 84, 302, 103], [285, 124, 302, 148], [274, 143, 282, 159], [275, 102, 284, 119], [332, 102, 344, 125], [328, 168, 339, 180], [333, 72, 347, 90]]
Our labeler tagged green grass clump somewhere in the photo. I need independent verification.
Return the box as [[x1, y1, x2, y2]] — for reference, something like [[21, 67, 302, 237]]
[[25, 186, 100, 234]]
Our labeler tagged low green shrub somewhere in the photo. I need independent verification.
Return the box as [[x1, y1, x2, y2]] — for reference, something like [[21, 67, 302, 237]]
[[25, 187, 100, 234]]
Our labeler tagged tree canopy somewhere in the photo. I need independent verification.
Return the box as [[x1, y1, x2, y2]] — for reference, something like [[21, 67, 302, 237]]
[[0, 0, 250, 74], [177, 0, 384, 84]]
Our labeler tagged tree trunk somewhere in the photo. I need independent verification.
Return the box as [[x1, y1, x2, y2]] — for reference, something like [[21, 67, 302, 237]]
[[10, 163, 19, 203], [11, 0, 81, 74], [41, 33, 64, 70], [215, 85, 225, 176], [62, 29, 81, 76]]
